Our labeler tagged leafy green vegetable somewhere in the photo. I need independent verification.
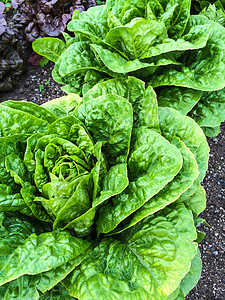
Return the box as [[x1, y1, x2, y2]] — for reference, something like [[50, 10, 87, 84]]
[[64, 203, 197, 299], [188, 88, 225, 128], [0, 77, 208, 298], [168, 249, 202, 300], [32, 0, 225, 135], [157, 86, 203, 115], [32, 38, 66, 63]]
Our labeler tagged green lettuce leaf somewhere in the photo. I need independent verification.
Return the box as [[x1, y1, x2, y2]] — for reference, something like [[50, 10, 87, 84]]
[[168, 249, 202, 300], [75, 94, 133, 164], [148, 16, 225, 91], [97, 128, 183, 234], [199, 1, 225, 27], [0, 275, 39, 300], [38, 283, 75, 300], [91, 43, 153, 73], [0, 214, 35, 256], [42, 94, 81, 118], [59, 42, 103, 77], [62, 163, 129, 236], [188, 88, 225, 128], [0, 230, 90, 286], [178, 184, 207, 218], [202, 125, 221, 137], [158, 107, 209, 195], [67, 5, 109, 42], [82, 77, 160, 131], [140, 22, 212, 59], [64, 203, 197, 299], [0, 105, 49, 137], [111, 136, 199, 234], [0, 135, 28, 209], [32, 38, 66, 62], [157, 86, 203, 115], [1, 101, 58, 124], [105, 19, 167, 60]]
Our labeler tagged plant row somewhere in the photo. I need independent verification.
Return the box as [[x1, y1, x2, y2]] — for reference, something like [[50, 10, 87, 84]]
[[0, 0, 224, 299]]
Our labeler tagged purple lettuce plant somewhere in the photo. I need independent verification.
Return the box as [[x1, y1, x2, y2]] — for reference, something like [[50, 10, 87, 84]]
[[11, 0, 97, 42], [0, 2, 6, 35], [0, 2, 25, 91]]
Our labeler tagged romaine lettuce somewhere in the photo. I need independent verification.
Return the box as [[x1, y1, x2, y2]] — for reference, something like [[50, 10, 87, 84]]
[[0, 77, 209, 299], [32, 0, 225, 135]]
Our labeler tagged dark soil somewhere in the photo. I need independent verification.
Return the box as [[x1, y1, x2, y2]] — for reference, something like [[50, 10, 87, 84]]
[[187, 125, 225, 300], [0, 48, 224, 300]]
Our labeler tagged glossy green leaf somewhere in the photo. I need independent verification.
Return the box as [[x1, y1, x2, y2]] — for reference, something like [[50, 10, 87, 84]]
[[0, 193, 26, 212], [132, 85, 160, 131], [105, 19, 167, 60], [140, 22, 212, 59], [164, 0, 191, 39], [82, 76, 144, 103], [52, 55, 66, 85], [64, 203, 197, 299], [1, 275, 39, 300], [0, 134, 28, 189], [108, 0, 146, 24], [35, 251, 88, 294], [67, 6, 108, 42], [1, 101, 58, 124], [82, 76, 160, 131], [46, 116, 83, 142], [39, 283, 74, 300], [0, 105, 48, 137], [75, 94, 133, 164], [59, 42, 102, 76], [37, 176, 88, 221], [178, 184, 206, 218], [199, 1, 225, 27], [202, 125, 221, 137], [97, 128, 182, 234], [32, 38, 66, 62], [23, 133, 45, 173], [0, 230, 90, 286], [105, 0, 128, 21], [111, 136, 199, 234], [149, 16, 225, 91], [157, 86, 203, 115], [53, 173, 93, 230], [42, 94, 81, 118], [189, 88, 225, 127], [21, 183, 52, 223], [5, 154, 31, 185], [91, 44, 152, 73], [34, 149, 48, 192], [0, 214, 35, 256], [64, 163, 129, 236], [0, 160, 24, 211], [62, 32, 77, 46], [158, 107, 209, 196], [169, 249, 202, 300]]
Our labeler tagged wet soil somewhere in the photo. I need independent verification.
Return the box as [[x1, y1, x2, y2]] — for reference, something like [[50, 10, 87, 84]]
[[0, 49, 224, 300]]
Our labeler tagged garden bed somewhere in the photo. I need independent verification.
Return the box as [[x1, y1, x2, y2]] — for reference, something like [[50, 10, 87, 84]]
[[1, 0, 225, 298]]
